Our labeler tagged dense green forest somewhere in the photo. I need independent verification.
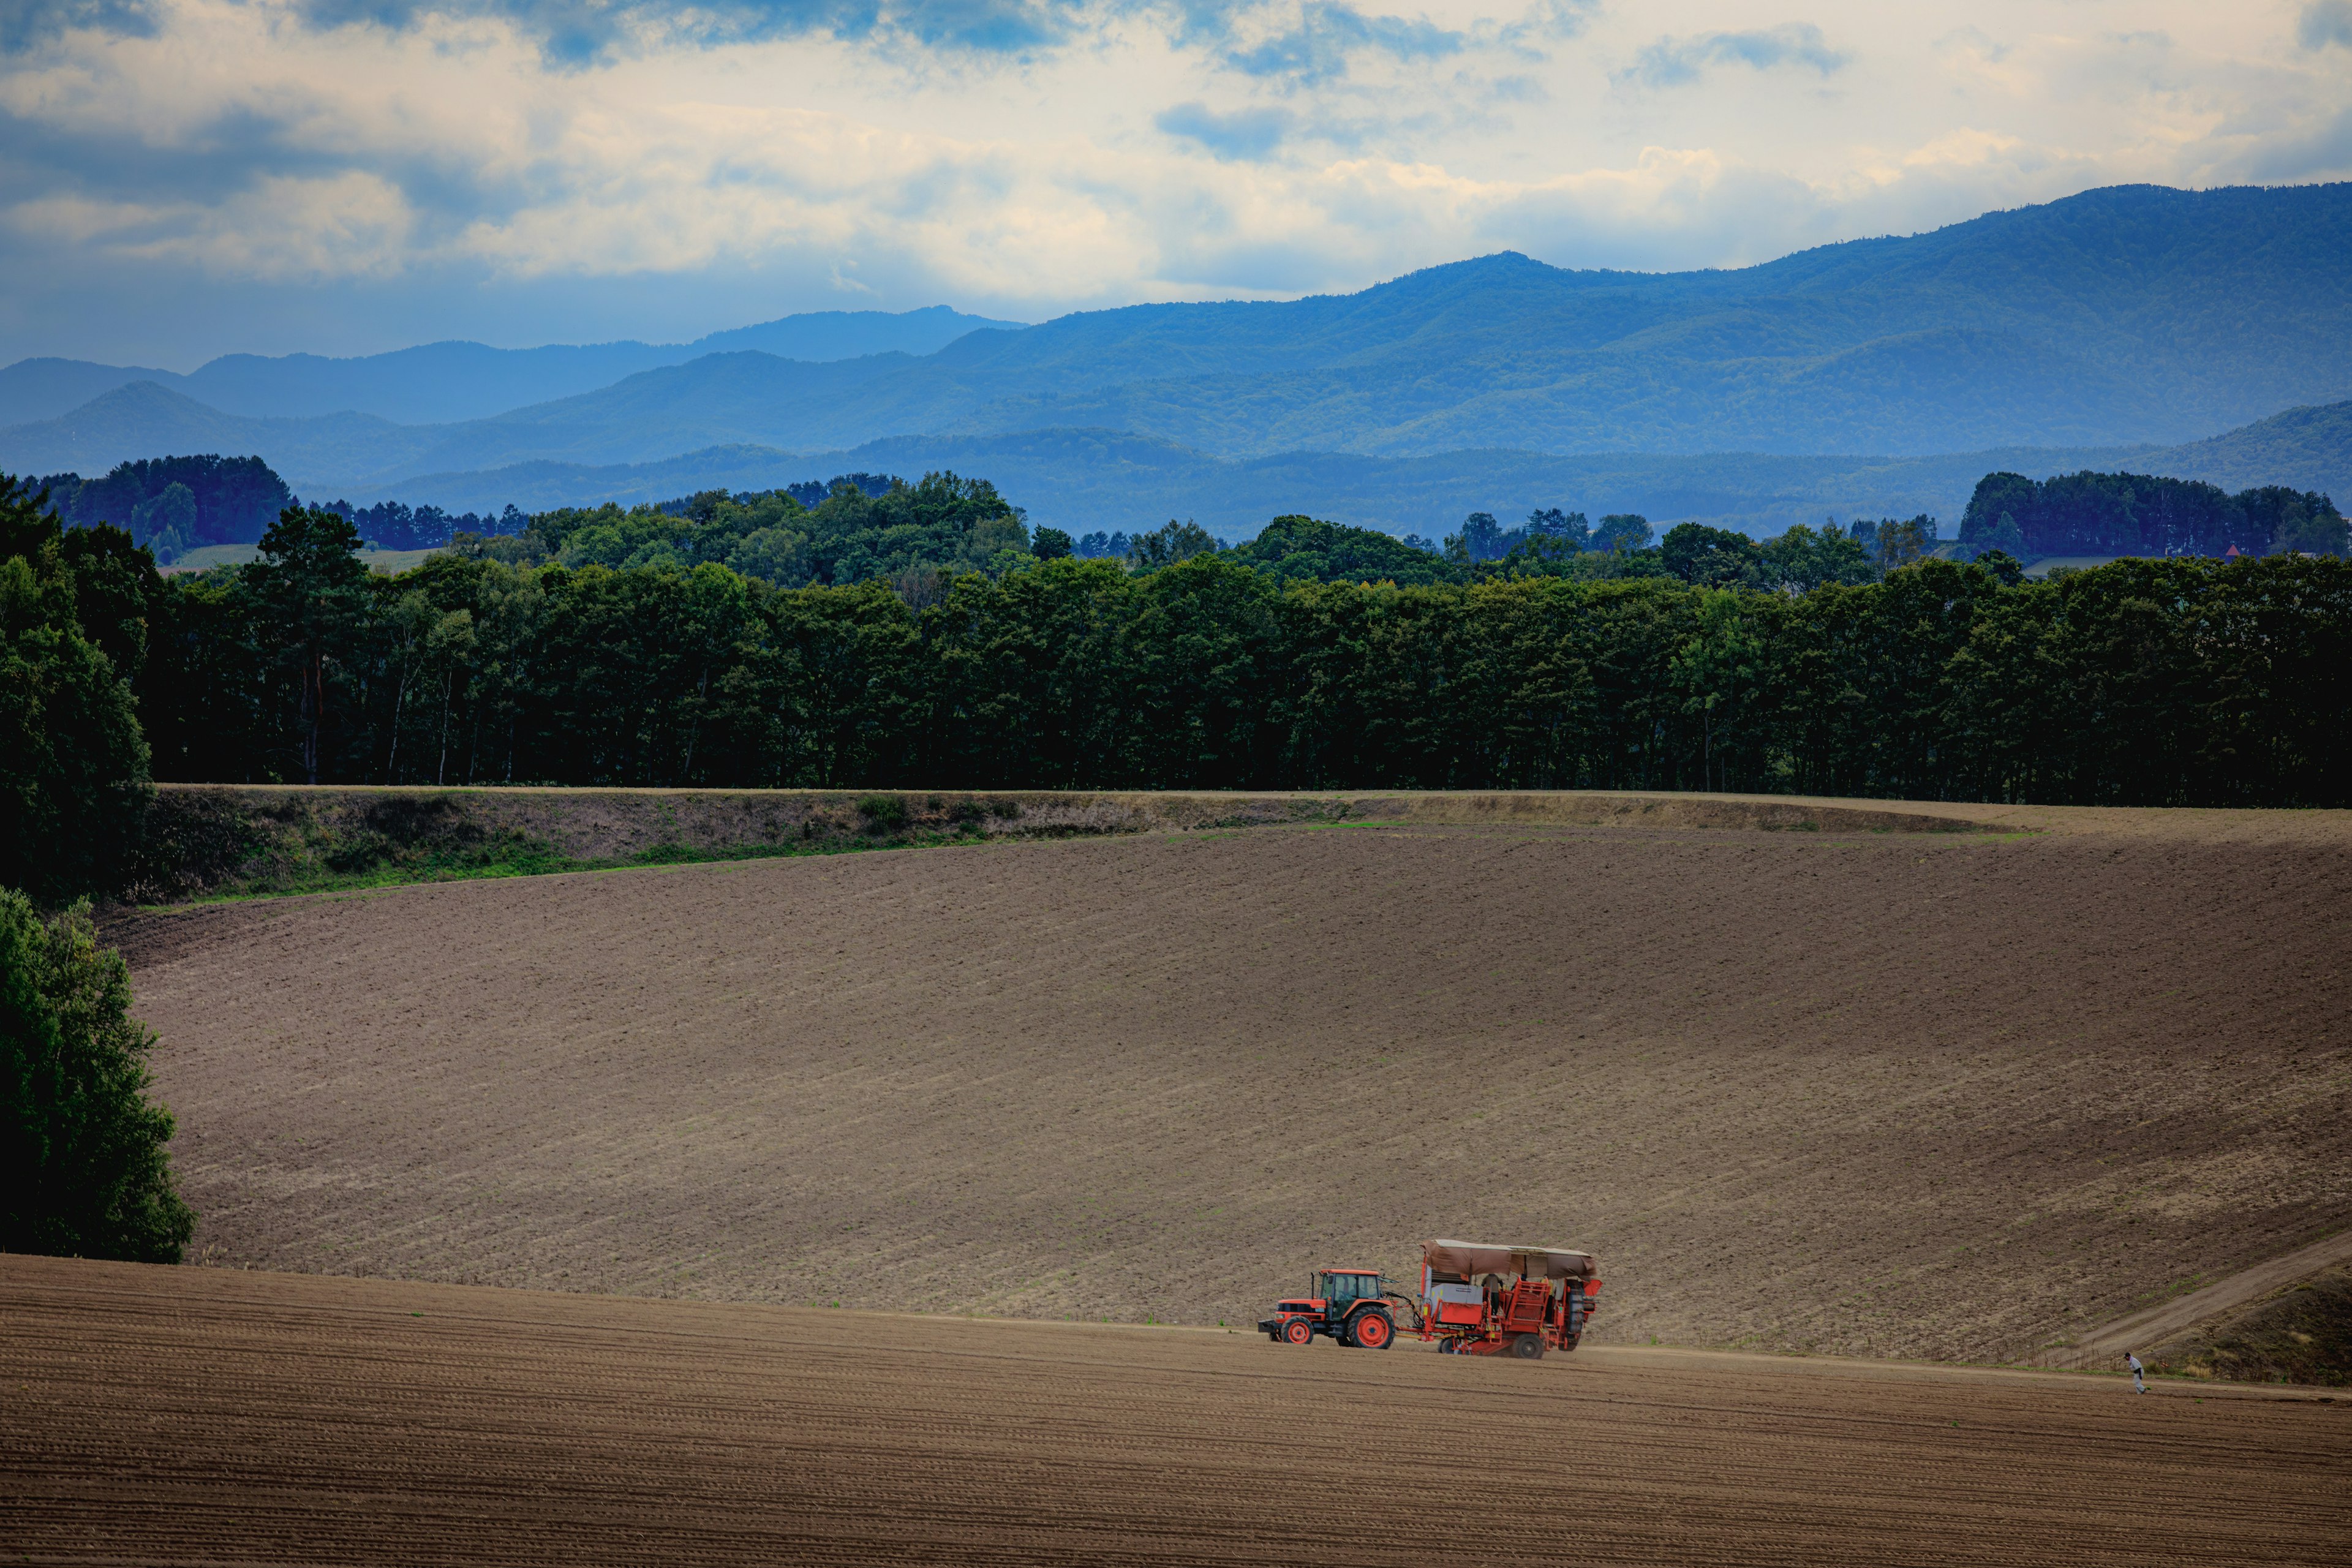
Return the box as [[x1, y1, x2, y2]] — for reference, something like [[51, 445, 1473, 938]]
[[1960, 471, 2346, 560], [36, 456, 292, 564], [7, 464, 2350, 911]]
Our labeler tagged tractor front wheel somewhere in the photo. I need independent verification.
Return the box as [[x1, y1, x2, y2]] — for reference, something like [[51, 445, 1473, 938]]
[[1282, 1318, 1314, 1346], [1351, 1311, 1393, 1350], [1509, 1333, 1546, 1360]]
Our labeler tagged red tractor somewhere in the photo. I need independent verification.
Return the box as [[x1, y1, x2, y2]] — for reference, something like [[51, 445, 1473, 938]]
[[1261, 1240, 1600, 1360], [1257, 1268, 1406, 1349]]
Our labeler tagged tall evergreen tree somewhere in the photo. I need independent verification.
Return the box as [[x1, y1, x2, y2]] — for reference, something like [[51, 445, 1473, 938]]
[[239, 506, 371, 784]]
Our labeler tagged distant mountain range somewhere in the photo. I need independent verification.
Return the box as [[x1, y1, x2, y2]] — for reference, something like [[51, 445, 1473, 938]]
[[273, 399, 2352, 541], [0, 306, 1024, 427], [4, 183, 2348, 538]]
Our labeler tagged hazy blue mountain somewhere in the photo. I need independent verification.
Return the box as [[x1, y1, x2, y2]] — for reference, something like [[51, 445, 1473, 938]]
[[685, 306, 1027, 362], [8, 184, 2349, 509], [0, 381, 442, 481], [0, 305, 1024, 427], [0, 358, 183, 428], [113, 181, 2342, 479], [382, 352, 918, 477], [468, 181, 2334, 462]]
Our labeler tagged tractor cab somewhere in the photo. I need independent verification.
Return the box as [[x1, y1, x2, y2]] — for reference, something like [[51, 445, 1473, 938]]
[[1260, 1268, 1397, 1349], [1314, 1269, 1383, 1306]]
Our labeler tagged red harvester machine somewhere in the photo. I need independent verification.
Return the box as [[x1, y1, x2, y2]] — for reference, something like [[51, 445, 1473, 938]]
[[1257, 1239, 1600, 1360]]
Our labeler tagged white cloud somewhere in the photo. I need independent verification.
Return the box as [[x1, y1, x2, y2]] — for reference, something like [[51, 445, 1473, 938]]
[[0, 0, 2346, 361], [10, 173, 418, 279]]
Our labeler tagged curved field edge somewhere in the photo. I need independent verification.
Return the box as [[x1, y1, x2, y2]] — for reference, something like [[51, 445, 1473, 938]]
[[116, 781, 2272, 906]]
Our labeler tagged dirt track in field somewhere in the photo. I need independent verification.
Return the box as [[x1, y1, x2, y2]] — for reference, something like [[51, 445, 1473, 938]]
[[114, 815, 2352, 1365], [2048, 1227, 2352, 1369], [5, 1255, 2345, 1568]]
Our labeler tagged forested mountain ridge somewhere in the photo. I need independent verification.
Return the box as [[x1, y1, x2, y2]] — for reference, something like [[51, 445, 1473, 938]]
[[0, 306, 1023, 428], [2143, 399, 2352, 497]]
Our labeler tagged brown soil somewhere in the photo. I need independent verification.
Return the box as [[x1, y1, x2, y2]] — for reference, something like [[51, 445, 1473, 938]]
[[110, 814, 2352, 1366], [5, 1254, 2343, 1568]]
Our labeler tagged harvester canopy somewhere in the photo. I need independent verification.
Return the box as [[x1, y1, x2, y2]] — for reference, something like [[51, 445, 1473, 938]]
[[1422, 1240, 1596, 1281]]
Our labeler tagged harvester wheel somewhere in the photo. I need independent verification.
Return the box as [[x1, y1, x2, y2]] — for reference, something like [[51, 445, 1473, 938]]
[[1509, 1333, 1546, 1360], [1282, 1318, 1314, 1346], [1351, 1311, 1393, 1350], [1558, 1333, 1581, 1353]]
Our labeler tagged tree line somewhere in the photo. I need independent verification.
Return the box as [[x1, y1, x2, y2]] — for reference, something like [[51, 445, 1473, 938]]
[[438, 475, 1940, 597], [8, 466, 2349, 908], [323, 499, 531, 552]]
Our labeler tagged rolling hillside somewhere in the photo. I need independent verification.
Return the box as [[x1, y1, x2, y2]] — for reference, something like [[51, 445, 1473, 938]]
[[113, 804, 2352, 1366], [2135, 398, 2352, 497]]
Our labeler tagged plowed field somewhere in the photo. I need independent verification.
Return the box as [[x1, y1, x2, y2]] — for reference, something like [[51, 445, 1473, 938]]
[[114, 815, 2352, 1363], [5, 1255, 2345, 1568]]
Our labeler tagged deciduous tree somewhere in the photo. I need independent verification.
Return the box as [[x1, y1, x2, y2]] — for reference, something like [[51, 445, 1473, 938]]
[[0, 891, 194, 1262]]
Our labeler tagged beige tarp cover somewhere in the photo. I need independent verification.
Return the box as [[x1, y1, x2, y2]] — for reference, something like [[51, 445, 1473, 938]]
[[1422, 1240, 1597, 1281]]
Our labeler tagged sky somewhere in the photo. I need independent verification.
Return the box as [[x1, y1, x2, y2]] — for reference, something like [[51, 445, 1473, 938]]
[[2, 0, 2349, 367]]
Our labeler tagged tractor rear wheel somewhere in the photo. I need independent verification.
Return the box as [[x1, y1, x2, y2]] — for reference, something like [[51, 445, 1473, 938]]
[[1350, 1311, 1393, 1350], [1509, 1333, 1546, 1360], [1282, 1318, 1314, 1346]]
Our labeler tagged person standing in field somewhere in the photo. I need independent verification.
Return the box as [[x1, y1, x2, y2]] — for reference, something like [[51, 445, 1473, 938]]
[[2125, 1351, 2147, 1394]]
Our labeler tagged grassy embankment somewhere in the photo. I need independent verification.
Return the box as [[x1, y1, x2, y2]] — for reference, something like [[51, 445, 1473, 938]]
[[2146, 1267, 2352, 1388], [123, 785, 2002, 905]]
